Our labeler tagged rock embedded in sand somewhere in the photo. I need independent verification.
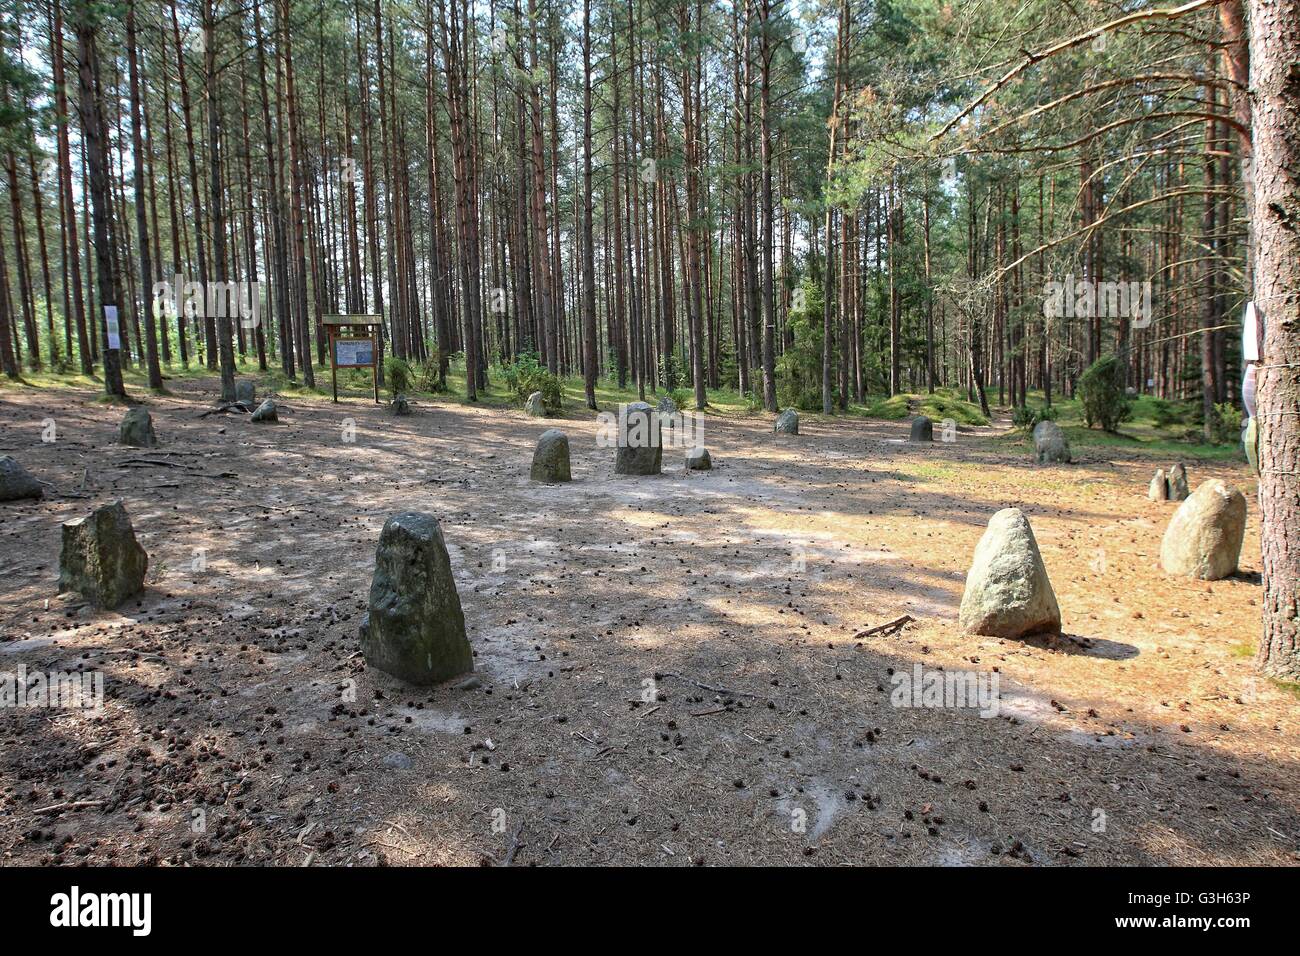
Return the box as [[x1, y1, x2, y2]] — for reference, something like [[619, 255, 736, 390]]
[[615, 402, 662, 476], [0, 456, 43, 502], [959, 508, 1061, 639], [119, 407, 157, 447], [58, 500, 149, 609], [530, 428, 572, 483], [250, 399, 278, 423], [686, 447, 712, 470], [1149, 469, 1168, 502], [1160, 479, 1246, 580], [909, 415, 933, 442], [525, 391, 545, 417], [361, 512, 472, 685], [1167, 462, 1189, 501], [1033, 420, 1071, 464], [235, 380, 257, 405], [774, 408, 800, 435]]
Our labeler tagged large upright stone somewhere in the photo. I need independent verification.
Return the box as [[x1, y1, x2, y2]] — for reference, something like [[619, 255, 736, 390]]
[[1167, 462, 1189, 501], [959, 508, 1061, 639], [531, 429, 571, 483], [1034, 420, 1071, 464], [0, 457, 42, 502], [1148, 469, 1169, 502], [250, 399, 278, 423], [361, 512, 472, 685], [58, 501, 148, 609], [1160, 479, 1246, 580], [119, 408, 157, 447], [525, 391, 545, 417], [615, 402, 662, 476], [234, 380, 257, 405], [774, 408, 800, 435], [909, 415, 934, 442]]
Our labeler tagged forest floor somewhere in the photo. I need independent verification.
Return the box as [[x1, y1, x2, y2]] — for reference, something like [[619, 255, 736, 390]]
[[1, 373, 1296, 866]]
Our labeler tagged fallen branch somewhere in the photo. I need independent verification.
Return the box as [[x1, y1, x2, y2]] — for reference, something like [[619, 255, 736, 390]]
[[33, 800, 104, 815], [853, 614, 915, 641]]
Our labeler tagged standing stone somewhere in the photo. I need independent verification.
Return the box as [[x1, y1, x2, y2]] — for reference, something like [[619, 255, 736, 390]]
[[525, 391, 545, 417], [959, 508, 1061, 638], [119, 408, 157, 447], [250, 399, 278, 423], [234, 380, 257, 405], [58, 500, 149, 609], [391, 394, 412, 416], [686, 447, 712, 470], [909, 415, 934, 442], [361, 512, 472, 685], [1148, 469, 1169, 502], [657, 395, 679, 417], [1033, 420, 1071, 464], [1160, 479, 1247, 580], [774, 408, 800, 434], [1167, 462, 1189, 501], [530, 429, 571, 482], [615, 402, 662, 475], [0, 457, 43, 501]]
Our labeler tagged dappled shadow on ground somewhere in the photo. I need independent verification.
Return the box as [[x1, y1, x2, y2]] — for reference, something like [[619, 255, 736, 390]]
[[0, 377, 1290, 866]]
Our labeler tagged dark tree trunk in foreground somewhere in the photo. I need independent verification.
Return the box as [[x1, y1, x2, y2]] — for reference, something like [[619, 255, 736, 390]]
[[1252, 0, 1300, 679]]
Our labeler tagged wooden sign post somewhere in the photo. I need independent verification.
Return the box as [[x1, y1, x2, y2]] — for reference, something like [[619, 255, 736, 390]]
[[323, 315, 383, 404]]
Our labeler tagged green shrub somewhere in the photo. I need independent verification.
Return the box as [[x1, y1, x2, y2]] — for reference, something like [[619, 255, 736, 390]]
[[384, 356, 413, 397], [1011, 403, 1057, 431], [1209, 402, 1243, 444], [415, 355, 447, 392], [775, 280, 827, 410], [1078, 355, 1132, 432], [658, 353, 685, 391], [667, 386, 691, 411], [1148, 397, 1185, 429], [501, 353, 563, 412]]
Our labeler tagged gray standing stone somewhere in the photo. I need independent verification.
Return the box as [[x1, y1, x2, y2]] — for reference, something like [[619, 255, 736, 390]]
[[1033, 420, 1071, 464], [1160, 479, 1246, 580], [0, 456, 43, 502], [250, 399, 278, 423], [1148, 469, 1169, 502], [686, 447, 712, 470], [362, 512, 472, 685], [615, 402, 662, 476], [391, 394, 411, 416], [525, 391, 545, 417], [959, 508, 1061, 639], [234, 380, 257, 405], [119, 408, 157, 447], [909, 415, 934, 442], [58, 500, 149, 609], [530, 428, 572, 482], [774, 408, 800, 434], [1167, 462, 1189, 501]]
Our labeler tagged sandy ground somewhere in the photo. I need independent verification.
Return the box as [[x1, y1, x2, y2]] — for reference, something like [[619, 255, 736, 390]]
[[0, 376, 1296, 866]]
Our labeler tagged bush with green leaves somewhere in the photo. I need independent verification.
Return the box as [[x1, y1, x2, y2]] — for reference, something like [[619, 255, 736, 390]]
[[1209, 402, 1243, 444], [1011, 403, 1057, 431], [1078, 355, 1132, 432], [501, 353, 563, 412], [384, 356, 413, 397], [415, 355, 447, 392], [775, 280, 827, 410]]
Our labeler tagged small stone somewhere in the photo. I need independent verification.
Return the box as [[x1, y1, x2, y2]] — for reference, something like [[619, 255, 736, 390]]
[[685, 447, 712, 470], [1149, 469, 1168, 502], [391, 394, 411, 416], [0, 457, 43, 502], [615, 402, 662, 476], [118, 408, 157, 447], [382, 751, 413, 770], [1160, 479, 1246, 581], [1033, 421, 1071, 464], [530, 429, 572, 483], [234, 380, 257, 405], [362, 512, 472, 685], [250, 399, 278, 423], [774, 408, 799, 435], [909, 415, 933, 442], [959, 508, 1061, 639], [525, 391, 545, 417], [1167, 462, 1189, 501], [58, 500, 149, 609]]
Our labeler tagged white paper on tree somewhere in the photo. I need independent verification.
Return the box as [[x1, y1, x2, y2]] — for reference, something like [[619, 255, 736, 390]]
[[1242, 301, 1260, 362], [104, 305, 121, 350]]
